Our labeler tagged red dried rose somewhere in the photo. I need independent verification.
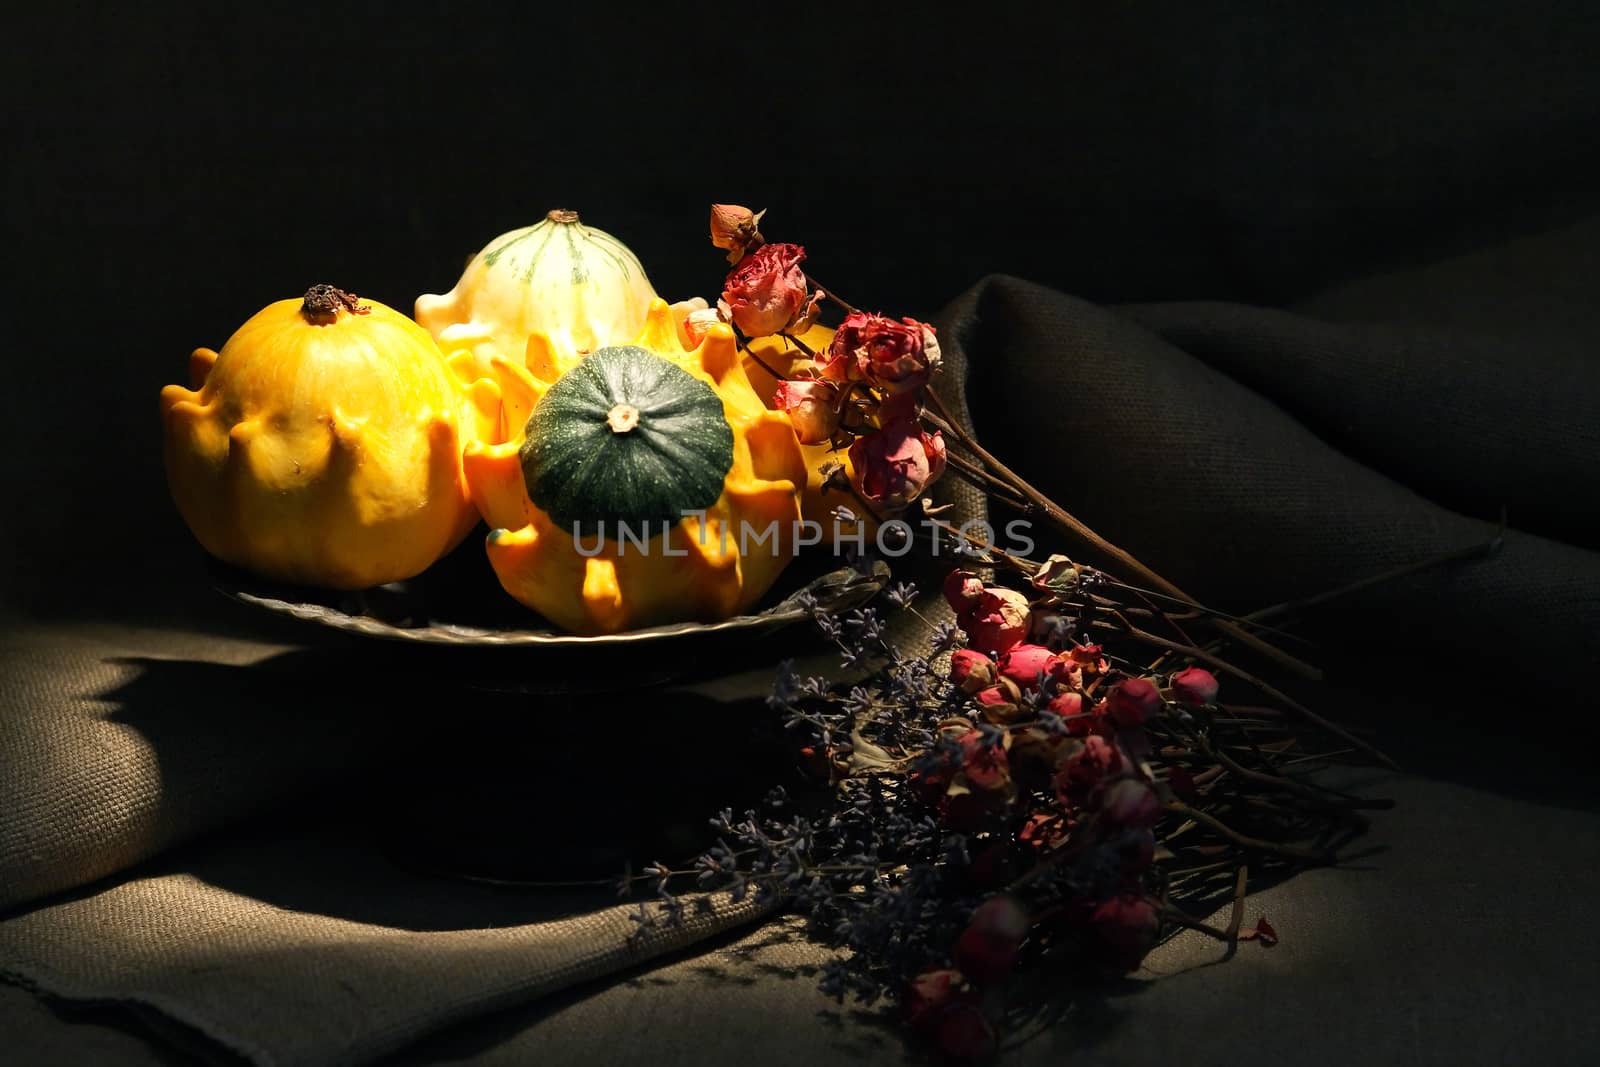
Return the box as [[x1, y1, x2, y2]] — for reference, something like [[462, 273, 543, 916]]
[[1170, 666, 1220, 705], [942, 569, 985, 612], [719, 242, 822, 337], [974, 678, 1026, 724], [818, 312, 942, 394], [954, 895, 1030, 984], [1045, 691, 1097, 736], [1065, 643, 1110, 677], [1053, 734, 1125, 808], [1090, 893, 1161, 973], [847, 419, 947, 509], [958, 587, 1031, 657], [1106, 677, 1163, 729], [950, 648, 997, 694], [772, 379, 841, 445], [1099, 777, 1163, 830], [933, 1000, 997, 1060], [997, 643, 1067, 691], [957, 730, 1010, 792]]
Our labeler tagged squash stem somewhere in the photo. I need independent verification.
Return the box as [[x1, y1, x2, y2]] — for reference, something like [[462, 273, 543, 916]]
[[300, 284, 369, 325]]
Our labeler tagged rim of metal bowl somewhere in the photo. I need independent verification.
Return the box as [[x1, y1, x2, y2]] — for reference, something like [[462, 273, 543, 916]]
[[216, 560, 889, 648]]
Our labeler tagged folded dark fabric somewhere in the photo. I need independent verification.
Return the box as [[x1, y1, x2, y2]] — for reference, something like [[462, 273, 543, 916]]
[[946, 276, 1600, 704]]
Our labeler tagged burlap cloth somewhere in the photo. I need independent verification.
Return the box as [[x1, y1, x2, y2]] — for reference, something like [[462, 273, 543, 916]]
[[5, 274, 1599, 1064]]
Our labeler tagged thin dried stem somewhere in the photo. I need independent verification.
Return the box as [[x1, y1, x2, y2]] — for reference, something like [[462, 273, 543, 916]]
[[922, 395, 1321, 682]]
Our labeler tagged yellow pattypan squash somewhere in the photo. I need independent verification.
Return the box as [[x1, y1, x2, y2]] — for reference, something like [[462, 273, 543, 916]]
[[415, 209, 666, 377], [161, 285, 504, 589], [462, 299, 810, 634]]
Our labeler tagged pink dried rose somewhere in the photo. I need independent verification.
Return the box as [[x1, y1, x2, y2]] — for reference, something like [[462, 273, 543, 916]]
[[1106, 677, 1163, 729], [949, 648, 997, 694], [958, 586, 1031, 656], [718, 242, 822, 337], [682, 306, 726, 348], [1090, 893, 1161, 973], [942, 569, 985, 612], [953, 895, 1030, 983], [997, 643, 1067, 691], [708, 203, 766, 264], [1099, 777, 1163, 830], [818, 312, 942, 393], [1169, 666, 1220, 705], [772, 379, 842, 445], [847, 419, 947, 509]]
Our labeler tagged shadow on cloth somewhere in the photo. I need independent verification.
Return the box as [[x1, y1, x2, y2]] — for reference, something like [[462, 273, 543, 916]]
[[86, 660, 805, 923]]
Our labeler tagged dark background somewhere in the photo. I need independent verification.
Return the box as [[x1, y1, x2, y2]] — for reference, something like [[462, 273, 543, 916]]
[[6, 1, 1600, 612]]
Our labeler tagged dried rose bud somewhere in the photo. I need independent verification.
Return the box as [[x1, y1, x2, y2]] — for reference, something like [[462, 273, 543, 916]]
[[1030, 554, 1082, 594], [957, 730, 1011, 792], [1045, 691, 1096, 736], [942, 569, 985, 612], [1119, 828, 1156, 875], [1169, 666, 1220, 705], [909, 764, 953, 806], [1099, 777, 1163, 830], [1065, 643, 1109, 677], [958, 587, 1032, 657], [1106, 677, 1163, 729], [938, 789, 992, 831], [1053, 734, 1125, 808], [904, 967, 969, 1027], [997, 643, 1067, 692], [709, 203, 766, 264], [950, 648, 997, 694], [818, 312, 941, 394], [954, 895, 1030, 984], [1090, 893, 1161, 973], [719, 242, 821, 338], [975, 678, 1026, 724], [934, 1000, 998, 1061], [847, 419, 947, 510], [965, 842, 1018, 890], [772, 379, 842, 445], [1007, 728, 1074, 792], [682, 306, 726, 348]]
